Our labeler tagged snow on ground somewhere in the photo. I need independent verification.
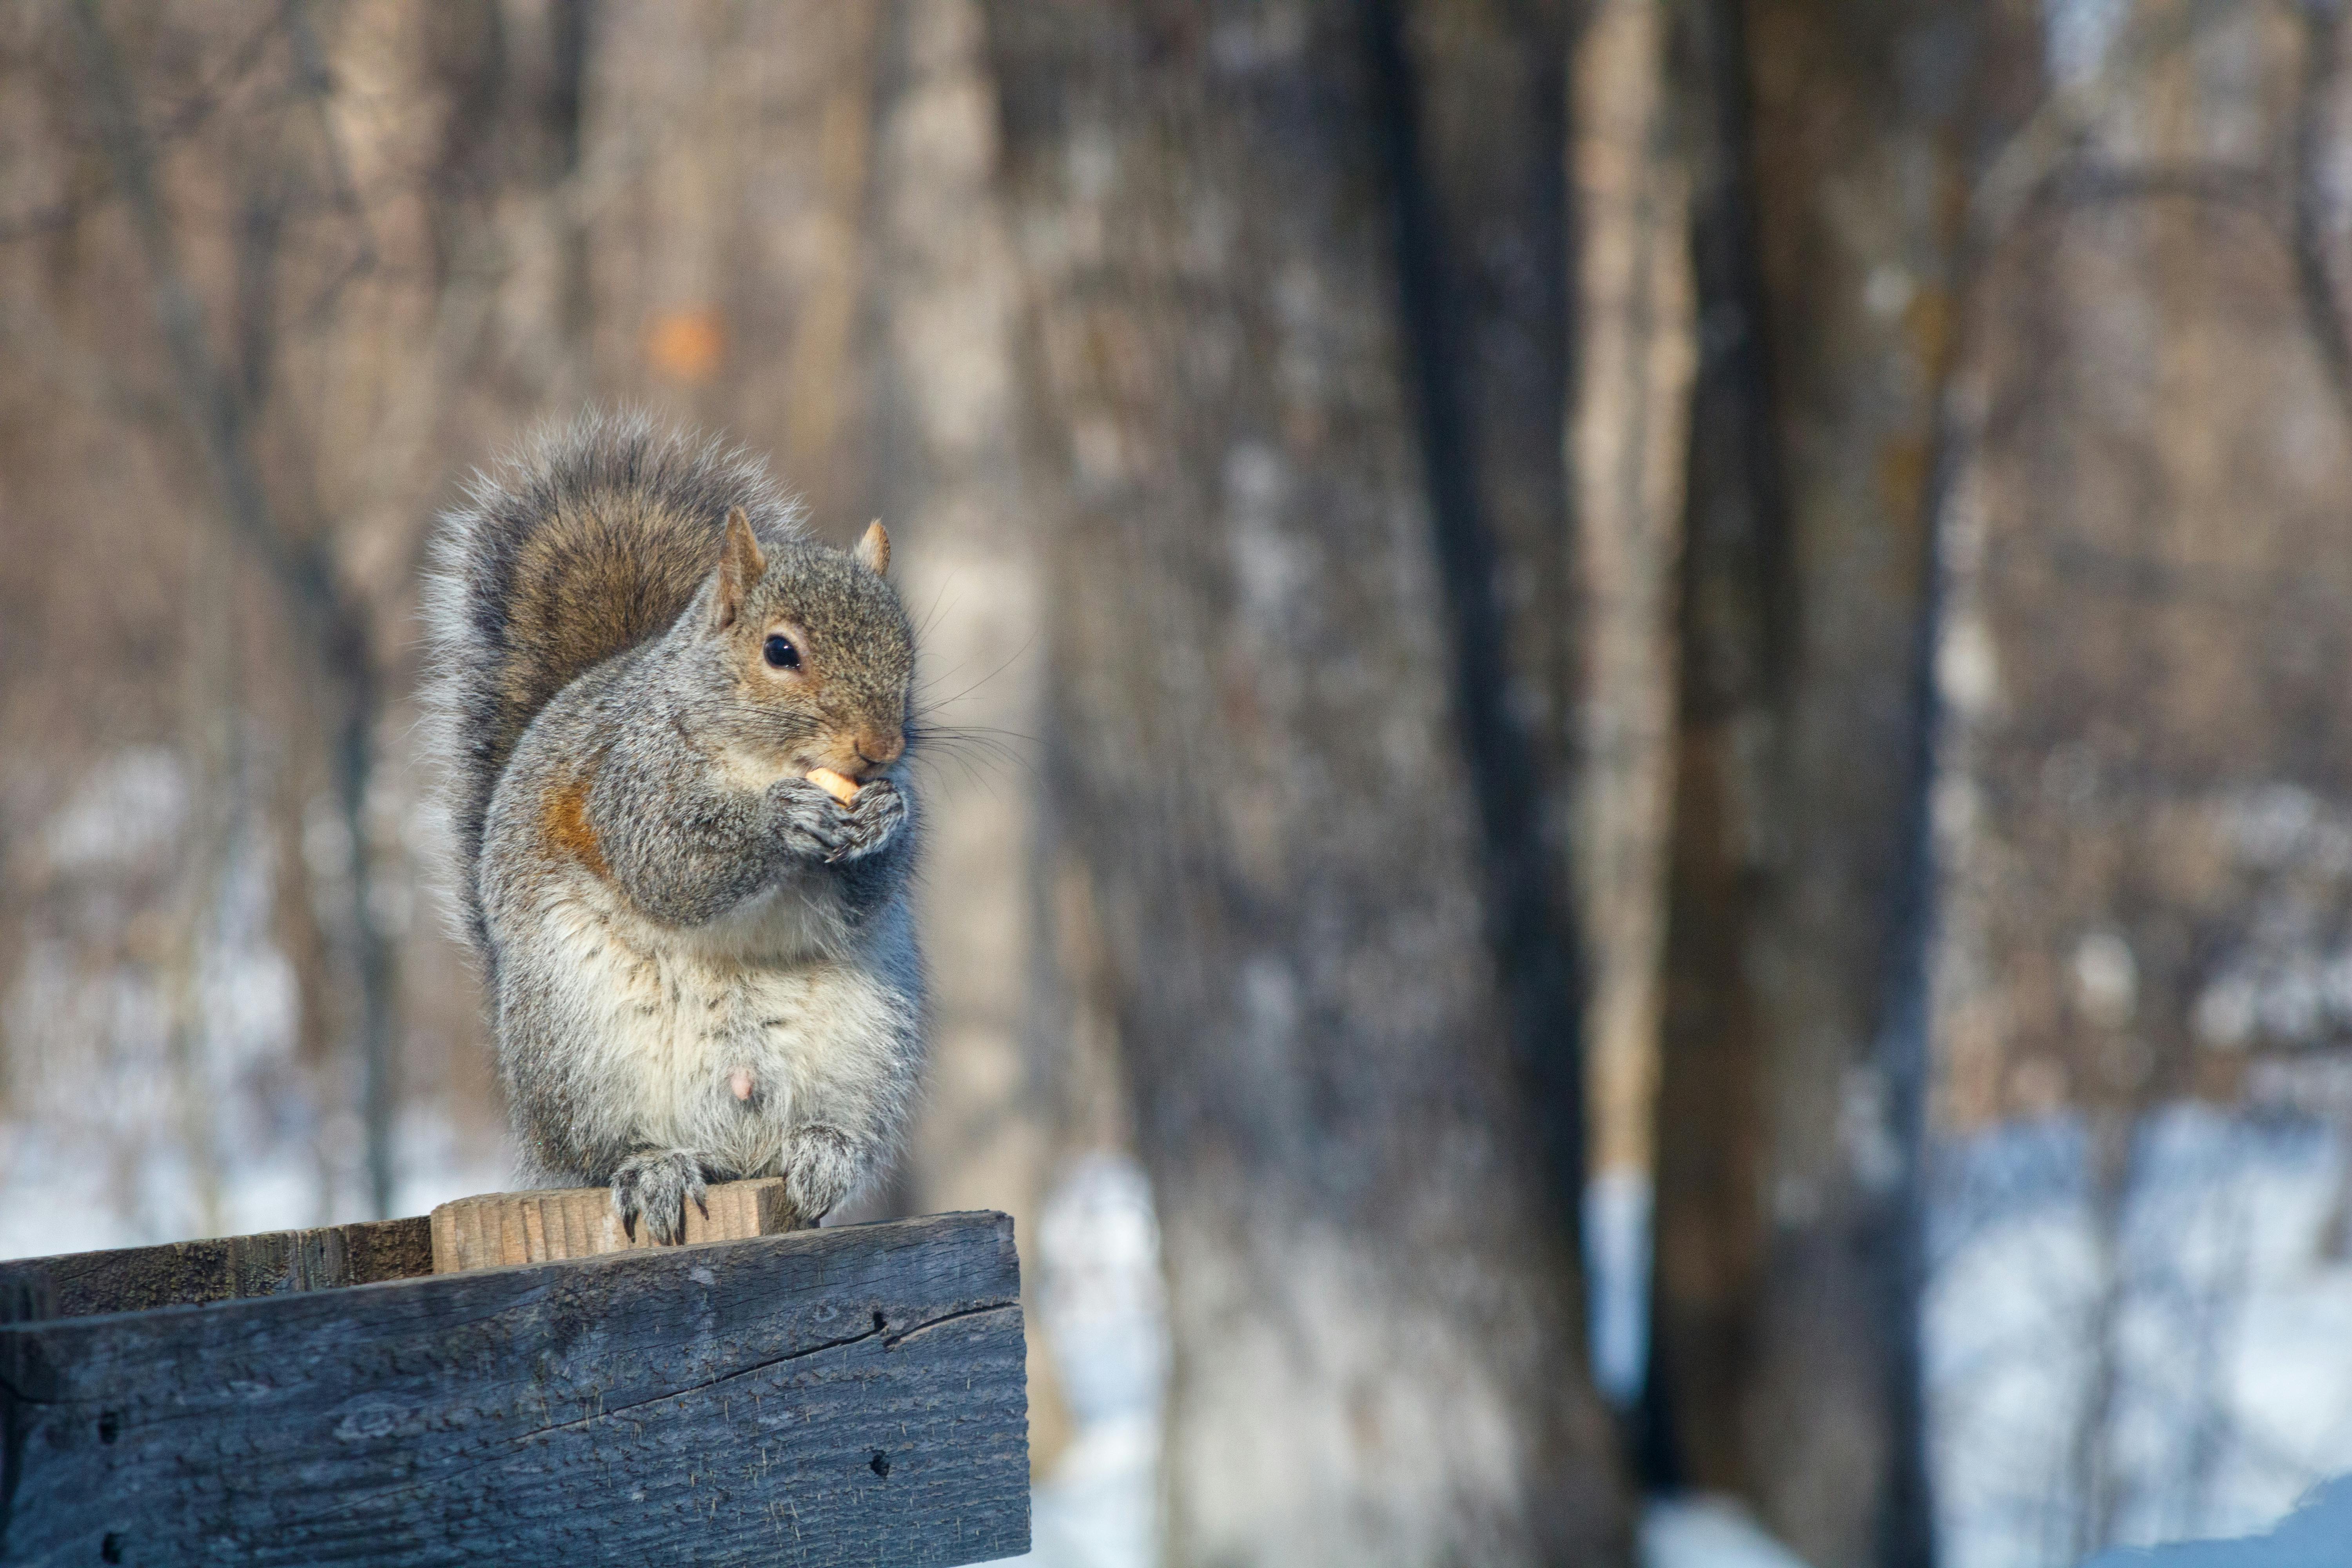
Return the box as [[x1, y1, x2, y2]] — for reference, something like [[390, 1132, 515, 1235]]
[[1642, 1496, 1818, 1568], [984, 1153, 1166, 1568], [2080, 1477, 2352, 1567], [1928, 1105, 2352, 1568], [989, 1154, 1815, 1568], [1588, 1168, 1655, 1406], [0, 746, 507, 1256], [1002, 1119, 2352, 1568]]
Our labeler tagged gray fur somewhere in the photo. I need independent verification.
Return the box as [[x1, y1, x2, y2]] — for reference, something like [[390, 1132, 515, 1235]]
[[423, 412, 925, 1242]]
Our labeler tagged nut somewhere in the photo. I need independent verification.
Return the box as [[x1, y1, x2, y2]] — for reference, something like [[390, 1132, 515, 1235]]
[[806, 766, 860, 805]]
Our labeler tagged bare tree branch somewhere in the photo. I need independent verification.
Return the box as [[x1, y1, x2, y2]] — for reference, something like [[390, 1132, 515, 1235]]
[[2292, 0, 2352, 430], [64, 0, 401, 1220], [64, 0, 332, 630]]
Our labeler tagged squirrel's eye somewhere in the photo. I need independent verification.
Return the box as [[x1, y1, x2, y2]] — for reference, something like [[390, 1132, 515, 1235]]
[[763, 633, 800, 670]]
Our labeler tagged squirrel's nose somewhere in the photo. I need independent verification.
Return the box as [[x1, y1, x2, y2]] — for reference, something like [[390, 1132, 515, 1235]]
[[853, 730, 905, 770]]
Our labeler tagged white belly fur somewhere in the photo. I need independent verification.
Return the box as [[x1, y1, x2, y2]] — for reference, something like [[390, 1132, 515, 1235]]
[[517, 860, 904, 1177]]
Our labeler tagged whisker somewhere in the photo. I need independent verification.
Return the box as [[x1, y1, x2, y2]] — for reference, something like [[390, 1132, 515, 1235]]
[[906, 719, 1043, 790], [913, 632, 1038, 716], [908, 733, 1040, 776], [914, 581, 955, 644]]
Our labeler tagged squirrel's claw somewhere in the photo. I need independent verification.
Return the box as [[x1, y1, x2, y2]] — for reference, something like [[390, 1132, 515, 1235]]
[[772, 773, 904, 864], [828, 779, 907, 864], [610, 1148, 710, 1245], [773, 775, 854, 860]]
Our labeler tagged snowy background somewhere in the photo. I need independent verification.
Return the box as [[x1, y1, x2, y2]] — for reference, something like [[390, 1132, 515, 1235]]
[[5, 753, 2348, 1568]]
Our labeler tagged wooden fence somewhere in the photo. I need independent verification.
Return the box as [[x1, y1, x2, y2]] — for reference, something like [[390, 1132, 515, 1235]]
[[0, 1210, 1029, 1566]]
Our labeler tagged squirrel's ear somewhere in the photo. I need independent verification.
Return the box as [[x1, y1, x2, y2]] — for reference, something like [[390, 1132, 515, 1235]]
[[855, 519, 891, 577], [712, 507, 766, 632]]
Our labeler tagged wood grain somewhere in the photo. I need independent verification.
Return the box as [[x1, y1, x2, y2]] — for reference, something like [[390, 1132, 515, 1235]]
[[428, 1178, 801, 1272], [0, 1211, 1027, 1566], [0, 1218, 432, 1324]]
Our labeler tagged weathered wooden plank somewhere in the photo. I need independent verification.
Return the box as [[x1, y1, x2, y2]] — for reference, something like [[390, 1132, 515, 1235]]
[[0, 1211, 1028, 1567], [0, 1218, 433, 1324], [430, 1179, 802, 1273]]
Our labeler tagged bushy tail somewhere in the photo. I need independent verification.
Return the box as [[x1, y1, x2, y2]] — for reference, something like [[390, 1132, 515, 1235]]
[[423, 412, 804, 949]]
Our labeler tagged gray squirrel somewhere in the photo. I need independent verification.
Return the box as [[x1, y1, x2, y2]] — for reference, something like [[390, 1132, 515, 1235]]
[[425, 413, 923, 1242]]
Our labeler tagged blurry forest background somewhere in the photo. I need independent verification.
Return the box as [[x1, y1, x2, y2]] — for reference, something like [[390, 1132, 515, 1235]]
[[3, 2, 2351, 1567]]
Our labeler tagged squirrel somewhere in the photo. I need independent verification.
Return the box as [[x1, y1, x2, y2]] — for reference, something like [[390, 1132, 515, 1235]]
[[424, 412, 923, 1243]]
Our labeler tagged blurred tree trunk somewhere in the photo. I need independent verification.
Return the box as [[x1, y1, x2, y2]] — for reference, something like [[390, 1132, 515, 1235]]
[[1648, 1, 2009, 1562], [1387, 0, 1588, 1230], [1646, 0, 1784, 1503], [1561, 0, 1698, 1410], [986, 3, 1628, 1564], [864, 0, 1073, 1474], [1651, 4, 2352, 1560], [579, 0, 884, 521]]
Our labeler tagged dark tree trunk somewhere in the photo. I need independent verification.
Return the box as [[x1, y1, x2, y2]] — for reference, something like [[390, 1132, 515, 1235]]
[[1648, 2, 2005, 1563], [985, 4, 1628, 1563], [1385, 0, 1588, 1225], [1647, 0, 1787, 1500]]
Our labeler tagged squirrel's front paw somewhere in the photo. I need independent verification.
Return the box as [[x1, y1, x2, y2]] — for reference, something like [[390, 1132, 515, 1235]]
[[830, 779, 907, 863], [611, 1148, 709, 1245], [771, 777, 851, 860]]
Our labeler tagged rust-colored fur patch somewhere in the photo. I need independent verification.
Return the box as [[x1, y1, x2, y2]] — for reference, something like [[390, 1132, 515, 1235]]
[[541, 775, 610, 878]]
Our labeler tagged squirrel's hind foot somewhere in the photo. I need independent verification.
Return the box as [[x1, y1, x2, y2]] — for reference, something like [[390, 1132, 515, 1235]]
[[611, 1148, 711, 1245], [781, 1122, 864, 1223]]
